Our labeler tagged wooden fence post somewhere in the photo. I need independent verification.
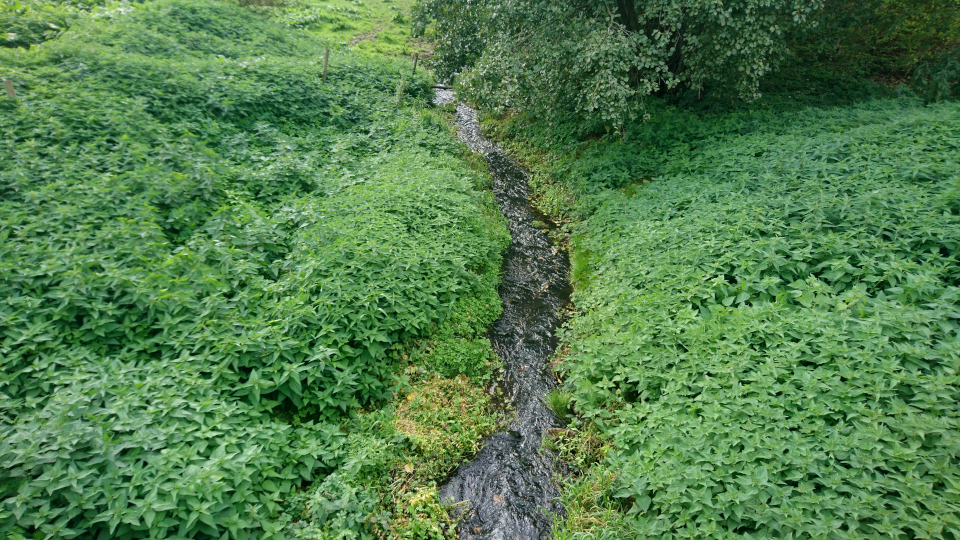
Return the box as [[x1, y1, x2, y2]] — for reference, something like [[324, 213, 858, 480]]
[[3, 79, 15, 99], [412, 53, 419, 76], [322, 48, 329, 83]]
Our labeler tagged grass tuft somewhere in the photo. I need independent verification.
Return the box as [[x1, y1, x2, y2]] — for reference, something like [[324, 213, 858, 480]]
[[544, 388, 574, 420]]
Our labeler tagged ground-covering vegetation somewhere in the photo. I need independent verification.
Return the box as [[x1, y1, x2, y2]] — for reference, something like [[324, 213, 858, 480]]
[[7, 0, 960, 537], [2, 0, 429, 58], [276, 0, 429, 58], [485, 76, 960, 538], [0, 1, 508, 537]]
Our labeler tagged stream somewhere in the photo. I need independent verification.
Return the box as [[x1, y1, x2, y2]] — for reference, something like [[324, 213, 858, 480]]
[[434, 90, 572, 539]]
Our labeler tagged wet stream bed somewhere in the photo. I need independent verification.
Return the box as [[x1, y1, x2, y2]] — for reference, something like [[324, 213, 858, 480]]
[[434, 90, 572, 539]]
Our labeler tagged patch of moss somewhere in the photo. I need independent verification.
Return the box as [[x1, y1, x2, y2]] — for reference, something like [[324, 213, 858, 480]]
[[393, 376, 502, 483], [385, 487, 459, 539]]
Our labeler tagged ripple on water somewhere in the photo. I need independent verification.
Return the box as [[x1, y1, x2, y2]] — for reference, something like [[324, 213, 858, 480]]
[[434, 89, 572, 540]]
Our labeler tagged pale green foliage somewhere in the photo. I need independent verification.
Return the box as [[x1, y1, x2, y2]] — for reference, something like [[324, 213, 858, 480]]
[[416, 0, 823, 126], [277, 3, 366, 30]]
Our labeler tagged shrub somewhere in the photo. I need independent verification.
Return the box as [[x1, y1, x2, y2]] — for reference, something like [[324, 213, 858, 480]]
[[0, 0, 94, 49], [416, 0, 824, 127], [790, 0, 960, 81], [544, 389, 573, 420], [914, 47, 960, 102]]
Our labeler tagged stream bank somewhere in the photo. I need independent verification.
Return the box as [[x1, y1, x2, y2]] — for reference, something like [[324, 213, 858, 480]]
[[434, 90, 572, 539]]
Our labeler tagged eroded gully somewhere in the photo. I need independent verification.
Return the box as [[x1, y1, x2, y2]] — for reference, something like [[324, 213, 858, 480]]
[[434, 90, 572, 539]]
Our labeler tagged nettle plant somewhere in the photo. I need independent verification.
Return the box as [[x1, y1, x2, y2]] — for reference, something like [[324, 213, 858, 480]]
[[415, 0, 824, 127], [0, 0, 501, 538], [560, 99, 960, 538]]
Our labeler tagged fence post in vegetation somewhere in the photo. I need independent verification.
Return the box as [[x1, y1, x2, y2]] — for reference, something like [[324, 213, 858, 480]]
[[3, 79, 15, 99], [412, 53, 419, 76], [322, 48, 329, 83]]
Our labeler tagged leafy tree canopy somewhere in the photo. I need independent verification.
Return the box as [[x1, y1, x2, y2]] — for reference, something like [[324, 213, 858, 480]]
[[416, 0, 824, 126]]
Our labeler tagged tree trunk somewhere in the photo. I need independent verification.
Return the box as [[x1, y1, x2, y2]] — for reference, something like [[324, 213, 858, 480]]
[[614, 0, 639, 34], [614, 0, 642, 88]]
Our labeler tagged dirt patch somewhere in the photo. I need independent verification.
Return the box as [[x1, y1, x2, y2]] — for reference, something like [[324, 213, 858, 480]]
[[348, 25, 382, 46]]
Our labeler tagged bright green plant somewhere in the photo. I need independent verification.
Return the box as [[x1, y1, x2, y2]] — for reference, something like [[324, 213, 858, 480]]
[[402, 267, 508, 383], [282, 414, 403, 539], [410, 337, 500, 383], [542, 97, 960, 538], [544, 388, 574, 420], [0, 0, 505, 537]]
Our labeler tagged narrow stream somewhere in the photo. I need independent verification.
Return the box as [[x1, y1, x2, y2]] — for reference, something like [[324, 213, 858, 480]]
[[434, 90, 572, 539]]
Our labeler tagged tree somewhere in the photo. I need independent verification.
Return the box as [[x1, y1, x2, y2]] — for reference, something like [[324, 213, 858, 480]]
[[792, 0, 960, 79], [415, 0, 824, 126]]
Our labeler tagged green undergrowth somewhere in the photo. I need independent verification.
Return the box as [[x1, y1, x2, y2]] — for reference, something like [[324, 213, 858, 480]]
[[0, 1, 507, 538], [282, 234, 508, 540], [281, 373, 503, 540], [485, 84, 960, 537], [401, 265, 505, 384], [1, 0, 95, 49], [543, 423, 622, 539], [277, 0, 429, 58], [2, 0, 430, 60]]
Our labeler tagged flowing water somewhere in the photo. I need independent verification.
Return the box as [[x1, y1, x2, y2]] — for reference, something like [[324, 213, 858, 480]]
[[434, 90, 571, 539]]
